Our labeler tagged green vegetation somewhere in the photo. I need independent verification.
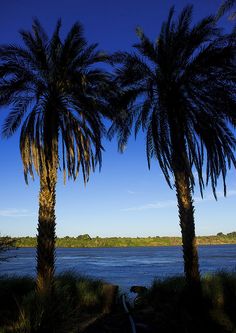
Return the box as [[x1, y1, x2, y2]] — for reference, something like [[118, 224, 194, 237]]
[[0, 2, 235, 294], [0, 272, 113, 333], [134, 271, 236, 333], [0, 236, 16, 262], [13, 232, 236, 248], [0, 7, 235, 333], [1, 271, 235, 332]]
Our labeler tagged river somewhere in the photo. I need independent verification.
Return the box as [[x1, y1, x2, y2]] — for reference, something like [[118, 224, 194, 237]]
[[0, 245, 235, 290]]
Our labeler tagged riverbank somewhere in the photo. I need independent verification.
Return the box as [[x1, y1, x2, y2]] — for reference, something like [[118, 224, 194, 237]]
[[14, 232, 236, 248], [130, 271, 236, 333], [0, 271, 235, 332], [0, 273, 118, 333]]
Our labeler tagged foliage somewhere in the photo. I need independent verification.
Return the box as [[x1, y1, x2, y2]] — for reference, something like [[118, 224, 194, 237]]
[[109, 4, 236, 285], [76, 234, 91, 240], [216, 0, 236, 20], [0, 19, 113, 292], [110, 5, 236, 195], [0, 272, 235, 332], [0, 276, 34, 327], [135, 271, 236, 333], [13, 232, 236, 248], [0, 19, 112, 184], [0, 236, 16, 262], [55, 272, 105, 313], [0, 272, 107, 332]]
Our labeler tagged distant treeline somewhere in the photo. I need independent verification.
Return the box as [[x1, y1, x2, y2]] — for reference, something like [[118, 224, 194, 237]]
[[14, 232, 236, 248]]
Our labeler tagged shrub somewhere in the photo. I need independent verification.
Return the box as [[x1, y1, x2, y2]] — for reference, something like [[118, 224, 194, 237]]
[[0, 272, 108, 333], [0, 276, 34, 327], [135, 272, 236, 333]]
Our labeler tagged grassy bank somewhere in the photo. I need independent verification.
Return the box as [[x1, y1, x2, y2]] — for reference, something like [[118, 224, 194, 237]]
[[0, 272, 118, 333], [1, 271, 235, 332], [133, 271, 236, 333], [14, 232, 236, 248]]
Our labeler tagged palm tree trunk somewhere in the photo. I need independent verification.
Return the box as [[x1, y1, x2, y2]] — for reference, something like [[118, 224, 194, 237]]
[[170, 118, 201, 289], [36, 163, 57, 296], [174, 167, 200, 287]]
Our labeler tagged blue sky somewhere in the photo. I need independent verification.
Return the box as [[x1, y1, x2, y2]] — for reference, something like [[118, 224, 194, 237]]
[[0, 0, 235, 238]]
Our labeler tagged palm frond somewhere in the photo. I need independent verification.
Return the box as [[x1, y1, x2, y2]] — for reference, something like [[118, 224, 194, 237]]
[[2, 98, 33, 137], [110, 5, 236, 198], [0, 19, 112, 184], [216, 0, 236, 19]]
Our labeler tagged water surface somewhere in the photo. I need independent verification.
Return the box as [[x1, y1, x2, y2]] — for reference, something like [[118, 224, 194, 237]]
[[1, 245, 235, 290]]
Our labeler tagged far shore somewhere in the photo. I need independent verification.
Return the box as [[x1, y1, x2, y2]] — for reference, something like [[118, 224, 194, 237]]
[[13, 232, 236, 248]]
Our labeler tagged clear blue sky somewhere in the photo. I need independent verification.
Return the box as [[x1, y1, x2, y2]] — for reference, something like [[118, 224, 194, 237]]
[[0, 0, 235, 238]]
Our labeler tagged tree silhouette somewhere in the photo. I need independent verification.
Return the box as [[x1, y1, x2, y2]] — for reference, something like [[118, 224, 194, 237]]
[[0, 20, 111, 294], [110, 6, 236, 287], [216, 0, 236, 21], [0, 235, 16, 262]]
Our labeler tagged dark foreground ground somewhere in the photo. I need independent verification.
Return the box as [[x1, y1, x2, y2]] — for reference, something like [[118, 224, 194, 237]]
[[0, 271, 235, 332]]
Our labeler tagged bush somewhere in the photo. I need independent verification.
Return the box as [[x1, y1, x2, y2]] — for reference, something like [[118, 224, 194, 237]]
[[135, 272, 236, 333], [202, 271, 236, 332], [0, 272, 108, 333], [56, 272, 105, 312], [0, 236, 16, 262], [0, 276, 34, 327], [10, 289, 78, 333]]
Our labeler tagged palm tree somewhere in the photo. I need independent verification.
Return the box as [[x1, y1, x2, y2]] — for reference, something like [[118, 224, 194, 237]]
[[216, 0, 236, 21], [0, 20, 111, 295], [110, 6, 236, 287]]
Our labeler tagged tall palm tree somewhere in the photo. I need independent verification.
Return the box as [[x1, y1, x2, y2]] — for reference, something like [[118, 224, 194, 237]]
[[216, 0, 236, 21], [110, 6, 236, 287], [0, 20, 111, 294]]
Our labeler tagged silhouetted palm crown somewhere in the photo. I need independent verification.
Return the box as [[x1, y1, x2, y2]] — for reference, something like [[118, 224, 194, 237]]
[[111, 6, 236, 195], [217, 0, 236, 21], [0, 20, 111, 183]]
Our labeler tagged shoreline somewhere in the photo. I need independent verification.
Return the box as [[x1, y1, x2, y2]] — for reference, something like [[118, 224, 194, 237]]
[[14, 242, 236, 248], [11, 232, 236, 248]]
